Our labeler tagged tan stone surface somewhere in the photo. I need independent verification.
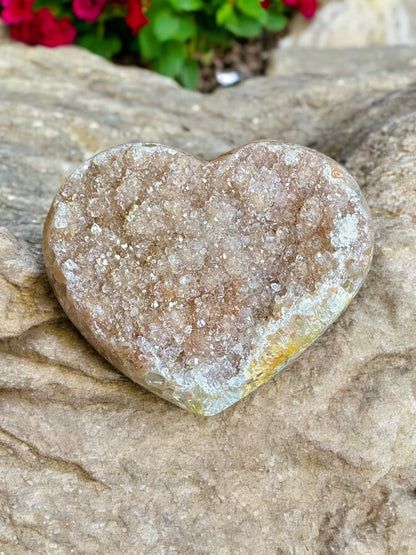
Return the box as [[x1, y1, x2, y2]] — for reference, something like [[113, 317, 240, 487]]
[[277, 0, 416, 51], [0, 43, 416, 552], [268, 45, 416, 77]]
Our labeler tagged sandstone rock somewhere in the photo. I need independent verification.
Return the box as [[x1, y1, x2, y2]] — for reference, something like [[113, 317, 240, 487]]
[[268, 45, 416, 77], [276, 0, 416, 52], [0, 43, 415, 552]]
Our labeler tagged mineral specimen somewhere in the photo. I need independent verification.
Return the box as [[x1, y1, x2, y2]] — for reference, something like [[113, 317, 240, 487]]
[[43, 142, 373, 415]]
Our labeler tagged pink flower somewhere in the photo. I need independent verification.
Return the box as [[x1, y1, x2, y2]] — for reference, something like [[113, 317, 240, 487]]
[[260, 0, 271, 8], [1, 0, 34, 24], [283, 0, 318, 18], [72, 0, 106, 23], [41, 12, 77, 46], [10, 7, 76, 46]]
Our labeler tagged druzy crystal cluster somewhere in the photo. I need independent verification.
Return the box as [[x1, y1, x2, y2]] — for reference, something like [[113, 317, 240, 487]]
[[43, 142, 373, 415]]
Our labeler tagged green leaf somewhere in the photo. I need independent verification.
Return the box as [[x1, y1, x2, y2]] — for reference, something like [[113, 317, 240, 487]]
[[175, 17, 195, 41], [194, 18, 230, 48], [151, 10, 195, 42], [236, 0, 267, 21], [216, 3, 236, 26], [152, 10, 179, 41], [178, 58, 199, 89], [224, 13, 262, 37], [167, 0, 204, 11], [138, 24, 162, 60], [151, 41, 187, 78], [264, 13, 288, 32], [77, 34, 122, 59]]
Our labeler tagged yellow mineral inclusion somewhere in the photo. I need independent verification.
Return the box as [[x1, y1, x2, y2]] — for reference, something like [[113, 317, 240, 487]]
[[182, 396, 210, 416], [243, 338, 312, 397]]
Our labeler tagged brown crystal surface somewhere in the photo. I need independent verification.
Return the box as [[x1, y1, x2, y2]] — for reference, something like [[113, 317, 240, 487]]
[[43, 142, 373, 415]]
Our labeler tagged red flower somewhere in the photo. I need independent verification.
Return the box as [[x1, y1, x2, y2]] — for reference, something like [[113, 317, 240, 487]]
[[1, 0, 34, 24], [41, 13, 77, 46], [125, 0, 148, 34], [10, 7, 76, 46], [260, 0, 271, 8], [72, 0, 106, 23], [283, 0, 318, 18]]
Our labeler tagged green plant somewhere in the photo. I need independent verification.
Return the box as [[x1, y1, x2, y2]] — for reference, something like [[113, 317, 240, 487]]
[[138, 0, 289, 88], [1, 0, 318, 89]]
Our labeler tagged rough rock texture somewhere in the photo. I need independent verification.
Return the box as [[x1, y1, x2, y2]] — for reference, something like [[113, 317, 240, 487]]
[[277, 0, 416, 51], [269, 45, 416, 78], [0, 43, 416, 551], [43, 142, 373, 415]]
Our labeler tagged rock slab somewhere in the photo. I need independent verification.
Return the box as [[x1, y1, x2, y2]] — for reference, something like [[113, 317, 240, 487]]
[[0, 43, 415, 552], [277, 0, 416, 51]]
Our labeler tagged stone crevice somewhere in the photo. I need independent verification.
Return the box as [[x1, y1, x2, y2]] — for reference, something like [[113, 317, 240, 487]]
[[0, 426, 111, 490]]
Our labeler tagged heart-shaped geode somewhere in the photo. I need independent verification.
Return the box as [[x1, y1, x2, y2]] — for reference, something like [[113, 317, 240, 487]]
[[43, 142, 373, 415]]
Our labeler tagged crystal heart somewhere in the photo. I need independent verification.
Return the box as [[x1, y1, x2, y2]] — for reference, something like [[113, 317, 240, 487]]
[[43, 142, 373, 415]]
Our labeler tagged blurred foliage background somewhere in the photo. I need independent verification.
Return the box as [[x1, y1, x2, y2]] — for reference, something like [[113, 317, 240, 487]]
[[1, 0, 318, 88]]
